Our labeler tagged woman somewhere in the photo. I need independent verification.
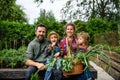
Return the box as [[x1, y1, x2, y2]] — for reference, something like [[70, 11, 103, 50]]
[[60, 23, 77, 57], [60, 23, 91, 80], [60, 23, 78, 80]]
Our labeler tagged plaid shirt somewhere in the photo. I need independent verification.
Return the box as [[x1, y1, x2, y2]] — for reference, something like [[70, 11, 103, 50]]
[[60, 37, 76, 56]]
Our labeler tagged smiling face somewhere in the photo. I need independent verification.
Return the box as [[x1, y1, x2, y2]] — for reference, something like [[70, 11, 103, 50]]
[[35, 27, 46, 41], [65, 25, 75, 37], [50, 34, 58, 44]]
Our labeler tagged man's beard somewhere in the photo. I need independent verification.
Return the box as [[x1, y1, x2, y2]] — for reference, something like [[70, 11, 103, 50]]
[[37, 35, 45, 42]]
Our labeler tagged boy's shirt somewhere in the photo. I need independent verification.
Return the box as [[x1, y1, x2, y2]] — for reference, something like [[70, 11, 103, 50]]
[[45, 43, 60, 57]]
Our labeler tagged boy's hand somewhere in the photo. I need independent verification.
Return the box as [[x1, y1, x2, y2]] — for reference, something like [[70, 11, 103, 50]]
[[54, 52, 60, 58], [52, 42, 56, 47]]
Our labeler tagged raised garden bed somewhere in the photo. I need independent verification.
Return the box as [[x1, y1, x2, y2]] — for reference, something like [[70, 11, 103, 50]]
[[91, 50, 120, 80], [0, 65, 97, 80]]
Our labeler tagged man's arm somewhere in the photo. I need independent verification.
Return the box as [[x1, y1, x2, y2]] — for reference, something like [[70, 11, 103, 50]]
[[25, 42, 46, 70], [25, 59, 45, 70]]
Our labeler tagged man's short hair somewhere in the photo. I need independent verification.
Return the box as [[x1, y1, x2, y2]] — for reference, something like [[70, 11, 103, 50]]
[[35, 23, 47, 31]]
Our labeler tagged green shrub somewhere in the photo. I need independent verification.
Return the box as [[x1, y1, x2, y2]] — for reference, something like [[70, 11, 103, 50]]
[[0, 46, 26, 68], [94, 31, 119, 46], [103, 44, 120, 54], [0, 20, 34, 50]]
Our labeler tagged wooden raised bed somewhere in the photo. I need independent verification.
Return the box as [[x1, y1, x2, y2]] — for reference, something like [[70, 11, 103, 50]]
[[0, 69, 26, 80], [0, 66, 97, 80], [93, 50, 120, 80]]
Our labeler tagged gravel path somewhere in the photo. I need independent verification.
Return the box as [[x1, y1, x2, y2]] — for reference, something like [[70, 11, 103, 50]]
[[89, 61, 115, 80]]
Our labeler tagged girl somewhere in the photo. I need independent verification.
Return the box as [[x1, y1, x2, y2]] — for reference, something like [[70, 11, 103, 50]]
[[76, 31, 91, 53], [76, 31, 92, 80]]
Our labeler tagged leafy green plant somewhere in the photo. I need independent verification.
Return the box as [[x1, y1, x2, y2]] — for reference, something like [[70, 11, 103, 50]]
[[0, 46, 26, 68], [75, 44, 110, 70], [62, 57, 73, 72], [1, 49, 18, 68], [0, 20, 34, 50], [30, 70, 40, 80], [61, 44, 110, 72]]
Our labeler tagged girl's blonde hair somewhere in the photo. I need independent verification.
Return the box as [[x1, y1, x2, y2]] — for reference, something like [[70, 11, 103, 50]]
[[77, 31, 90, 44]]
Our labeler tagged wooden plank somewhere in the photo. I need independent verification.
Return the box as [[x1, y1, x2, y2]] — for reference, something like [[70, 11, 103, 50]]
[[108, 67, 120, 80], [0, 68, 97, 79], [103, 50, 120, 63], [98, 55, 120, 72], [92, 51, 120, 72], [0, 69, 26, 79], [89, 50, 120, 80], [94, 58, 120, 80], [110, 60, 120, 72]]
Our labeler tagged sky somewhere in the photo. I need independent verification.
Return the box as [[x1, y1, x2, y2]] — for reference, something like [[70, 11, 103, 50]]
[[16, 0, 67, 24]]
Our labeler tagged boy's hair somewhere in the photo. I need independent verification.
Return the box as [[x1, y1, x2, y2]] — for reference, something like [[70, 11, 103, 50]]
[[77, 31, 90, 44], [47, 31, 60, 42], [35, 23, 47, 31]]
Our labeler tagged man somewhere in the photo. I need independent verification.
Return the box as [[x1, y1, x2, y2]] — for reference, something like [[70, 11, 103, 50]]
[[25, 24, 49, 80]]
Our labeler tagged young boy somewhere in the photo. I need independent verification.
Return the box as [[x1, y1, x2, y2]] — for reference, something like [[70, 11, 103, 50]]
[[76, 31, 92, 80], [44, 31, 62, 80]]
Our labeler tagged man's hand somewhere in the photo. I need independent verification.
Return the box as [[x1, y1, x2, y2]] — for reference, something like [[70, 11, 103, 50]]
[[25, 60, 46, 70], [36, 62, 46, 70]]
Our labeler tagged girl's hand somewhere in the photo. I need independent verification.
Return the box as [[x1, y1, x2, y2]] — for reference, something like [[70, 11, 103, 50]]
[[87, 46, 92, 51]]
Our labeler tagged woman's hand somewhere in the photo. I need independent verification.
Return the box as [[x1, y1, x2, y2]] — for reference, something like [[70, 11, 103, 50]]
[[72, 44, 77, 50], [68, 38, 72, 46]]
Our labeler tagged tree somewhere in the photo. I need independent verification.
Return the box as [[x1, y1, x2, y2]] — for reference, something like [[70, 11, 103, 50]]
[[0, 0, 28, 23], [34, 0, 54, 3], [34, 9, 65, 37], [85, 18, 118, 43], [34, 0, 120, 22], [61, 0, 120, 22], [34, 9, 56, 25]]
